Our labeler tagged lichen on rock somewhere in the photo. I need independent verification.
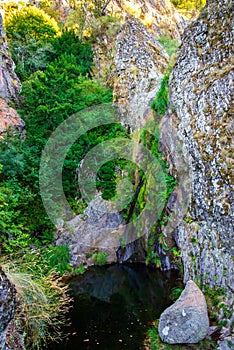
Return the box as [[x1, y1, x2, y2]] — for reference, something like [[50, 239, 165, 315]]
[[0, 14, 21, 104], [158, 280, 209, 344], [0, 98, 25, 134], [160, 0, 233, 294], [0, 266, 24, 350], [114, 15, 169, 131]]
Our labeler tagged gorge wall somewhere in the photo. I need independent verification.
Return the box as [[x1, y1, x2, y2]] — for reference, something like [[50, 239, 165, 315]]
[[0, 267, 24, 350], [58, 15, 170, 266], [160, 0, 233, 292], [92, 0, 185, 88], [0, 14, 24, 133], [0, 15, 21, 103], [106, 0, 186, 39], [114, 15, 169, 131]]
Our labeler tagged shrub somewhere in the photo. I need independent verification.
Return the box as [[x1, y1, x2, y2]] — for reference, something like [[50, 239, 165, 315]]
[[150, 73, 170, 116], [2, 259, 71, 349], [93, 252, 107, 265], [5, 5, 59, 42], [158, 36, 180, 57], [46, 29, 94, 75], [5, 5, 60, 80], [171, 0, 206, 11]]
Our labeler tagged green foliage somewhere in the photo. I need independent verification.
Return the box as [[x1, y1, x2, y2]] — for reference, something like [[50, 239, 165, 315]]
[[41, 245, 71, 275], [0, 188, 31, 252], [20, 55, 112, 139], [73, 264, 86, 275], [46, 29, 94, 75], [147, 320, 217, 350], [5, 5, 59, 41], [151, 73, 170, 116], [5, 4, 60, 80], [0, 131, 24, 180], [171, 0, 206, 11], [158, 36, 180, 57], [1, 250, 71, 349], [92, 252, 107, 266], [145, 250, 161, 268], [170, 286, 183, 300]]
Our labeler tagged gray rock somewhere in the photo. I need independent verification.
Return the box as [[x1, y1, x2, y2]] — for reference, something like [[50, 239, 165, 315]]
[[218, 339, 234, 350], [160, 0, 234, 295], [114, 15, 169, 131], [0, 14, 21, 103], [158, 280, 209, 344], [0, 266, 24, 350], [56, 195, 126, 267]]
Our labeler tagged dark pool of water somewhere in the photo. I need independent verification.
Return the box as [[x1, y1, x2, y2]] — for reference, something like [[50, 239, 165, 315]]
[[46, 264, 179, 350]]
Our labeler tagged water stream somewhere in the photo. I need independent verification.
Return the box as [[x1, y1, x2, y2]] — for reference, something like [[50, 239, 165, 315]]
[[46, 264, 179, 350]]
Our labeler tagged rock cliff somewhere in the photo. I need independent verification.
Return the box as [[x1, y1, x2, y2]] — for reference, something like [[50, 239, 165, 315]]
[[160, 0, 233, 292], [0, 15, 21, 103], [92, 0, 186, 89], [0, 98, 25, 134], [0, 14, 24, 134], [0, 267, 24, 350], [106, 0, 186, 39], [114, 15, 169, 131]]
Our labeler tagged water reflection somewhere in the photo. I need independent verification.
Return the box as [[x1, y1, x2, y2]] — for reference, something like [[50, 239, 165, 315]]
[[46, 264, 179, 350]]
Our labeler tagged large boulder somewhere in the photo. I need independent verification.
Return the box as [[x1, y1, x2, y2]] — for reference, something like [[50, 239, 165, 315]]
[[158, 280, 209, 344], [56, 195, 125, 267]]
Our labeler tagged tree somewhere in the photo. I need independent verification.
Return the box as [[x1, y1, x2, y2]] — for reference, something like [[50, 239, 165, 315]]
[[5, 5, 59, 41], [171, 0, 206, 11], [5, 5, 60, 79]]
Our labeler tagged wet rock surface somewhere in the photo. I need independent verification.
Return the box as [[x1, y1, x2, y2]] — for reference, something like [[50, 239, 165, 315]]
[[158, 280, 209, 344]]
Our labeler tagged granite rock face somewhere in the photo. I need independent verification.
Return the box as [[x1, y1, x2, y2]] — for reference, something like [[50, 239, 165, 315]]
[[106, 0, 186, 39], [0, 15, 21, 103], [160, 0, 234, 292], [114, 15, 169, 131], [92, 0, 186, 90], [0, 14, 24, 134], [158, 280, 209, 344], [0, 98, 25, 134], [0, 267, 16, 335], [56, 195, 125, 267], [0, 266, 24, 350]]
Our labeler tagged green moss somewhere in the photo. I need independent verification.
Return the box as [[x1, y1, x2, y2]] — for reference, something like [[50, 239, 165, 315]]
[[151, 73, 170, 116], [92, 252, 107, 266], [158, 36, 180, 57], [146, 320, 217, 350]]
